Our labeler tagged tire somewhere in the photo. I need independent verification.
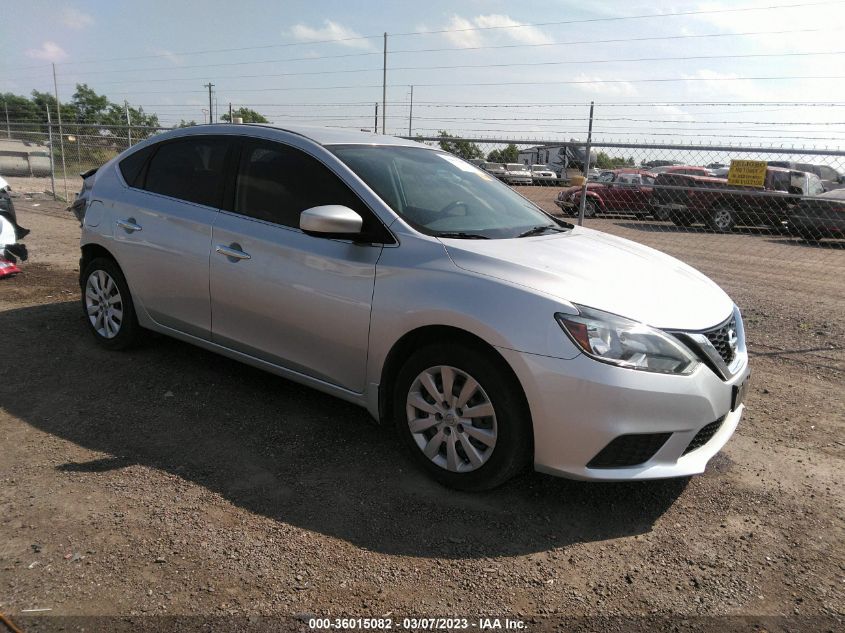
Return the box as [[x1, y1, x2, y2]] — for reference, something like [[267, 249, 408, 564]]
[[582, 199, 597, 218], [652, 207, 671, 221], [81, 256, 142, 350], [706, 207, 735, 233], [393, 343, 531, 491]]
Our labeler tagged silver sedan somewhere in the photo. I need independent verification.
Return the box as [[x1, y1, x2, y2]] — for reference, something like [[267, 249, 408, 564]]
[[74, 124, 750, 490]]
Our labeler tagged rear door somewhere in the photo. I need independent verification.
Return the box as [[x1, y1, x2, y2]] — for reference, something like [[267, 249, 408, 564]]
[[209, 139, 388, 392], [111, 135, 230, 338]]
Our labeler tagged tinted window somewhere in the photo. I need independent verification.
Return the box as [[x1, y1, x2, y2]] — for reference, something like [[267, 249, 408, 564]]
[[119, 144, 155, 187], [818, 165, 840, 181], [235, 141, 378, 234], [143, 137, 229, 207]]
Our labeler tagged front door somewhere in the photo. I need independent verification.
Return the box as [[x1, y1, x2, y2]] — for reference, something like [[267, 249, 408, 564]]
[[209, 139, 386, 392]]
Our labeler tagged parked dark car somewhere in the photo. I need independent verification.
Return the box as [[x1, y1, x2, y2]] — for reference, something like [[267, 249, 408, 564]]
[[650, 167, 825, 232], [788, 188, 845, 240], [555, 169, 656, 216], [768, 161, 844, 191]]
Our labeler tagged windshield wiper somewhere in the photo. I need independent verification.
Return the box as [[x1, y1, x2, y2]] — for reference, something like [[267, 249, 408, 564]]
[[517, 225, 566, 238], [435, 231, 490, 239]]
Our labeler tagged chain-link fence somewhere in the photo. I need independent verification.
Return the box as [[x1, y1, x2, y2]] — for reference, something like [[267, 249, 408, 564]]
[[406, 136, 845, 287], [1, 122, 170, 201], [2, 122, 843, 290]]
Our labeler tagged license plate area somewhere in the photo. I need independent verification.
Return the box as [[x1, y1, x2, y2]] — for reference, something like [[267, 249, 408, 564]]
[[731, 374, 750, 411]]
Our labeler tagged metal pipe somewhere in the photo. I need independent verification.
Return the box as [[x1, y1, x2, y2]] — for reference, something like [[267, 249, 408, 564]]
[[52, 63, 68, 201], [382, 33, 387, 134], [577, 101, 595, 226], [46, 104, 56, 201], [408, 85, 414, 136]]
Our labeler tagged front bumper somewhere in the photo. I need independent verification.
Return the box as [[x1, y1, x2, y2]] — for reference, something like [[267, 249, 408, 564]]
[[496, 347, 750, 481]]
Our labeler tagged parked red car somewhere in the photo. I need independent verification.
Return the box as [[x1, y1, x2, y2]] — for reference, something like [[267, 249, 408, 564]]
[[555, 169, 657, 217]]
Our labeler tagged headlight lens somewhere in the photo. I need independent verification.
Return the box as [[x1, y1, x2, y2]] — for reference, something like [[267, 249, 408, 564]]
[[556, 305, 699, 375]]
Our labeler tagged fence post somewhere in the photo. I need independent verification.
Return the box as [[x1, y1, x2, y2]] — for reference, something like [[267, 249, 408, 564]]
[[577, 101, 595, 226], [52, 63, 69, 201], [125, 101, 132, 147], [3, 99, 9, 139], [46, 105, 57, 201]]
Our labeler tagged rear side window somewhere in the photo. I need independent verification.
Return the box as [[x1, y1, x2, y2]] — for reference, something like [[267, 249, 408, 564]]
[[235, 141, 368, 230], [118, 144, 155, 187], [143, 137, 229, 207]]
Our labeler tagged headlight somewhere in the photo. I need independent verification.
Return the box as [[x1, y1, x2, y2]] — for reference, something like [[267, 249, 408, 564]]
[[556, 305, 699, 375]]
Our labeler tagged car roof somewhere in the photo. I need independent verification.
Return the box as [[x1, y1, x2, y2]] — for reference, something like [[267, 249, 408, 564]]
[[155, 123, 428, 148]]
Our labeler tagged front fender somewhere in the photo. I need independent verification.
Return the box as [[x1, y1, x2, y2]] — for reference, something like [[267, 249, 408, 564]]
[[365, 234, 582, 415]]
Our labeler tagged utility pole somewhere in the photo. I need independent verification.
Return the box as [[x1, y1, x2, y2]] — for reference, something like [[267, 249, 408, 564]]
[[382, 32, 387, 134], [3, 98, 9, 139], [374, 102, 378, 134], [125, 100, 132, 146], [228, 102, 233, 123], [577, 101, 595, 227], [204, 83, 214, 124], [46, 104, 56, 200], [52, 63, 68, 201], [408, 85, 414, 136]]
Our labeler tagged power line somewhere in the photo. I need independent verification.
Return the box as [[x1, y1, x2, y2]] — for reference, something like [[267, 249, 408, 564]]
[[390, 1, 843, 36], [50, 50, 845, 88], [7, 25, 841, 80], [9, 0, 836, 71]]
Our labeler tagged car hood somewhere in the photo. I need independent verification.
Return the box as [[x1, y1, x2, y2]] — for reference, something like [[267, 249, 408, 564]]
[[442, 227, 734, 330]]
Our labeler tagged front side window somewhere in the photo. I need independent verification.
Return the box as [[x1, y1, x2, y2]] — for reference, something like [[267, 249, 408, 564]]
[[234, 141, 380, 236], [332, 146, 566, 239], [143, 137, 229, 207]]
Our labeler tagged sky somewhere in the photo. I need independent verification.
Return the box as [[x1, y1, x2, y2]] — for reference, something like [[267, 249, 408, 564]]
[[2, 0, 845, 146]]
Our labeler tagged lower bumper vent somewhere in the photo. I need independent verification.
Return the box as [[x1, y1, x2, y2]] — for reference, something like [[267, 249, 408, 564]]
[[682, 417, 725, 456], [587, 433, 672, 468]]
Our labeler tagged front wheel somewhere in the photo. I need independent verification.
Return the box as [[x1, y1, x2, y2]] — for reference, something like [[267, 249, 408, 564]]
[[81, 257, 142, 349], [393, 344, 531, 491], [707, 207, 736, 233]]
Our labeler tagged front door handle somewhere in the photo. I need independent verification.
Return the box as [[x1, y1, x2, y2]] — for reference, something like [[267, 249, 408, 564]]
[[117, 218, 142, 233], [215, 243, 251, 261]]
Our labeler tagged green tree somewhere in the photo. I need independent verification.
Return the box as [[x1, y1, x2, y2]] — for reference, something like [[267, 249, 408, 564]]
[[436, 130, 483, 160], [221, 107, 269, 123], [487, 144, 519, 163], [176, 119, 197, 128]]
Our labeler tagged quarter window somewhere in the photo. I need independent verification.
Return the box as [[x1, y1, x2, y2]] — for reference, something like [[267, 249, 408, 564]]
[[143, 137, 229, 207], [118, 144, 155, 187]]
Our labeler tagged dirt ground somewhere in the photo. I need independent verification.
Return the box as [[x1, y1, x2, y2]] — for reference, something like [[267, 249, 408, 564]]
[[0, 195, 843, 632]]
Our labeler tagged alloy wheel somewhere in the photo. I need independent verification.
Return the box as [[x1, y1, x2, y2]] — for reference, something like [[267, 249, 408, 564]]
[[406, 365, 498, 473], [85, 269, 123, 339]]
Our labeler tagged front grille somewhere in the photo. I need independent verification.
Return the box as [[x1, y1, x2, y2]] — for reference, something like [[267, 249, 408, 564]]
[[682, 418, 725, 455], [704, 316, 737, 365], [587, 433, 671, 469]]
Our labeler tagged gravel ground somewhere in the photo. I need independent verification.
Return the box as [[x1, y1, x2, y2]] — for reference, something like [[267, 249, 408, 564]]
[[0, 196, 843, 632]]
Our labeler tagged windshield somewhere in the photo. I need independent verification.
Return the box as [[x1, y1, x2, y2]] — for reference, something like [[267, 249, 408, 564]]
[[531, 165, 549, 171], [506, 163, 525, 171], [331, 146, 564, 239]]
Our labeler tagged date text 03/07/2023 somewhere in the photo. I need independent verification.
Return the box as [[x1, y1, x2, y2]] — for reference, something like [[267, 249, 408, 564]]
[[307, 617, 527, 630]]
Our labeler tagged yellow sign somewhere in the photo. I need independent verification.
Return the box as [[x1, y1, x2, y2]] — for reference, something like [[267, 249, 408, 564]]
[[727, 160, 767, 187]]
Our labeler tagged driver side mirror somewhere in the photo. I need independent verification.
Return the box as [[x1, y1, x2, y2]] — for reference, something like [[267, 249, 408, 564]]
[[300, 205, 363, 239]]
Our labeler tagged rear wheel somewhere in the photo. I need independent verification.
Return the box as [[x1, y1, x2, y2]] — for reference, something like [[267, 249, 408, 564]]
[[707, 207, 735, 233], [393, 344, 531, 491], [81, 257, 142, 350]]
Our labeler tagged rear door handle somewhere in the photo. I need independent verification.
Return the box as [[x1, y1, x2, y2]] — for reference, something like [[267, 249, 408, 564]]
[[117, 218, 142, 233], [215, 243, 251, 261]]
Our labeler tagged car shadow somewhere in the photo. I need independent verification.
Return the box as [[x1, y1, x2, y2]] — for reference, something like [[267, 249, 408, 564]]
[[612, 221, 791, 237], [762, 237, 844, 249], [0, 301, 689, 558]]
